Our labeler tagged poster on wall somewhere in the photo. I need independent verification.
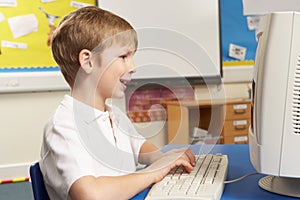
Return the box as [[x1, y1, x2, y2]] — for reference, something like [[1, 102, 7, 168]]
[[0, 0, 95, 72]]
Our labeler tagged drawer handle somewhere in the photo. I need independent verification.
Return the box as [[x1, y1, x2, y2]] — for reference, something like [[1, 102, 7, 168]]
[[233, 104, 248, 114], [234, 125, 247, 130], [235, 141, 248, 144], [234, 109, 246, 114]]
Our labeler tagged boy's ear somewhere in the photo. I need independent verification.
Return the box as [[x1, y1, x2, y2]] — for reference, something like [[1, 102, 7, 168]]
[[79, 49, 93, 74]]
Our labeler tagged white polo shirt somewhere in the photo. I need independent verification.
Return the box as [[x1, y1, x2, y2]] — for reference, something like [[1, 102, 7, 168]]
[[39, 95, 146, 200]]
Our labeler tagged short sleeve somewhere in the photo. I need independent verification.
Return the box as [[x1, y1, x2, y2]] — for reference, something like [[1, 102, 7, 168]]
[[40, 117, 97, 199]]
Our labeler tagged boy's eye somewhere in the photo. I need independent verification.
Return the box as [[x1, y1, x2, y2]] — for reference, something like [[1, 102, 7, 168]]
[[120, 55, 127, 59]]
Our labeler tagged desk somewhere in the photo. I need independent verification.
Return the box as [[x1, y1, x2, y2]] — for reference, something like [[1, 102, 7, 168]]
[[131, 144, 295, 200]]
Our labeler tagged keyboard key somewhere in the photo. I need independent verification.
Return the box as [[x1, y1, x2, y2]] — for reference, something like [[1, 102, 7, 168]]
[[145, 154, 228, 200]]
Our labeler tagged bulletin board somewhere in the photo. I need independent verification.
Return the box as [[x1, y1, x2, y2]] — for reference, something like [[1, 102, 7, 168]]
[[0, 0, 96, 72], [220, 0, 258, 66]]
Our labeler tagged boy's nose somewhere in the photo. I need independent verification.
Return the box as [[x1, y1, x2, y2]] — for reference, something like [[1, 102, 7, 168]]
[[129, 66, 136, 74], [127, 59, 136, 74]]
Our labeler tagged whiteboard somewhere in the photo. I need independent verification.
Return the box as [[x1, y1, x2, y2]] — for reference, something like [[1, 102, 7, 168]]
[[243, 0, 300, 15], [98, 0, 221, 84], [0, 0, 221, 93]]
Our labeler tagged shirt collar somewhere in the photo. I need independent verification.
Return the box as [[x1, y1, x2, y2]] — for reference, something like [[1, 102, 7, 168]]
[[62, 95, 110, 124]]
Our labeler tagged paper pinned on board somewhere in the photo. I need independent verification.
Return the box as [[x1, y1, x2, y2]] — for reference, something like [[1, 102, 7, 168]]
[[243, 0, 300, 15], [2, 40, 28, 50], [0, 12, 5, 23], [246, 16, 262, 30], [0, 0, 17, 7], [41, 0, 56, 2], [8, 14, 38, 38], [70, 1, 93, 9], [229, 43, 247, 61]]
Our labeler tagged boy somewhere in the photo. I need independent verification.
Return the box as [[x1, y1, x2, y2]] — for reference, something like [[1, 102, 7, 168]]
[[40, 6, 195, 200]]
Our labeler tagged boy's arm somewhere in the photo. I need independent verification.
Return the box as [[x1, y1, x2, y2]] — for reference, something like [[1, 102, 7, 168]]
[[138, 141, 195, 166], [138, 141, 163, 165], [69, 146, 196, 200], [69, 173, 155, 200]]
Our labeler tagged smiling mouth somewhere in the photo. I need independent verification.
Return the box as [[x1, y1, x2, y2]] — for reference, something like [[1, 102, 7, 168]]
[[120, 78, 131, 85]]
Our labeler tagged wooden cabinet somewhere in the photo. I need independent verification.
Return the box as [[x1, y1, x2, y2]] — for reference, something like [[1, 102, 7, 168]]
[[221, 100, 251, 144], [166, 99, 251, 144]]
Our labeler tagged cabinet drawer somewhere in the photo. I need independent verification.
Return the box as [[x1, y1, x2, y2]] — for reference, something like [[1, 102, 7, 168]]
[[226, 103, 251, 120], [223, 135, 248, 144], [223, 119, 250, 136]]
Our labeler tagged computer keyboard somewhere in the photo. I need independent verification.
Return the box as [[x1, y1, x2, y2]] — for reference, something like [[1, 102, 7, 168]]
[[145, 154, 228, 200]]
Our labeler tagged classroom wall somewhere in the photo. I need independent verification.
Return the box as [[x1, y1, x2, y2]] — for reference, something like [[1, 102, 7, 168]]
[[0, 80, 250, 180], [0, 90, 69, 179], [0, 0, 255, 180]]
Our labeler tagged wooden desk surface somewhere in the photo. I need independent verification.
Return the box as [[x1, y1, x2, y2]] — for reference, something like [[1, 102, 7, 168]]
[[165, 98, 250, 108]]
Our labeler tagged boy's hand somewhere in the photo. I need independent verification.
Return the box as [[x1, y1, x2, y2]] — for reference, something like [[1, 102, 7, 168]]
[[142, 148, 196, 183]]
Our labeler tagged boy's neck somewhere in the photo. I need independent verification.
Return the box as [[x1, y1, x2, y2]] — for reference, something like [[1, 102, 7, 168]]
[[71, 89, 106, 112]]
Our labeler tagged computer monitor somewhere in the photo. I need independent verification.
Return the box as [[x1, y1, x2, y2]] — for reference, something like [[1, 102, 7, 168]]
[[249, 11, 300, 197]]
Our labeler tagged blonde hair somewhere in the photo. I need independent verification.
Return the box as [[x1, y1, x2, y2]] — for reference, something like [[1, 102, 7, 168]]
[[51, 6, 137, 88]]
